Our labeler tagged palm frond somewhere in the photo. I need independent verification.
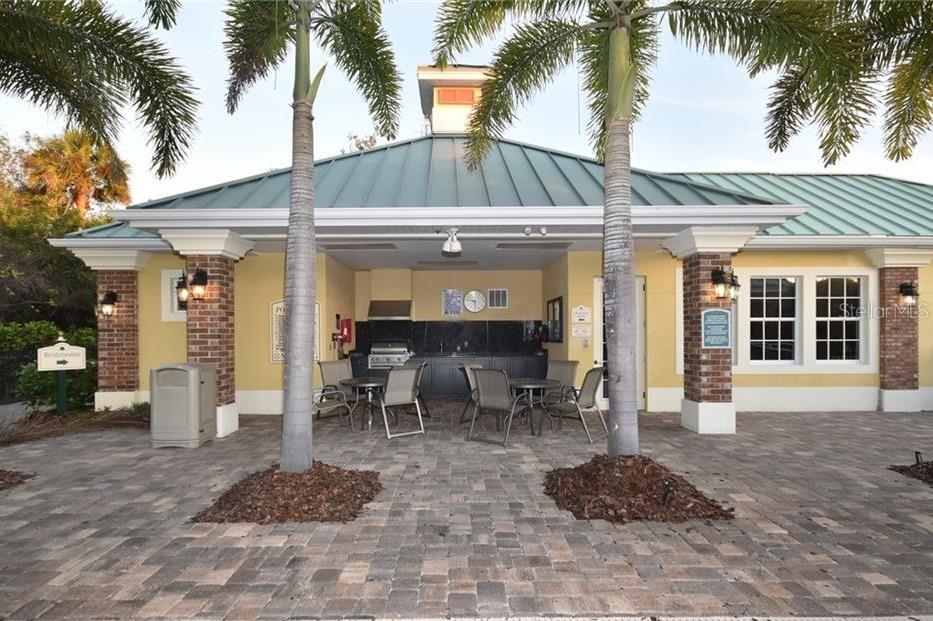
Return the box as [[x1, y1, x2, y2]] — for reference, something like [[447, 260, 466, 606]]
[[311, 0, 402, 138], [668, 0, 839, 75], [432, 0, 516, 67], [224, 0, 295, 113], [765, 63, 811, 153], [0, 0, 198, 177], [144, 0, 181, 29], [466, 18, 582, 168], [883, 61, 933, 162]]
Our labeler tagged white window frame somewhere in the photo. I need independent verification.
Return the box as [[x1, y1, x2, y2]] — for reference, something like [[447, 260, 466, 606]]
[[487, 288, 509, 309], [814, 275, 867, 365], [746, 275, 801, 366], [733, 267, 878, 374], [161, 269, 186, 322]]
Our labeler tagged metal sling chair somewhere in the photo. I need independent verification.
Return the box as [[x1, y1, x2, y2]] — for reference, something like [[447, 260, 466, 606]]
[[468, 368, 525, 446], [403, 360, 431, 418], [458, 363, 484, 425], [378, 367, 425, 439], [316, 360, 358, 431], [547, 367, 609, 443]]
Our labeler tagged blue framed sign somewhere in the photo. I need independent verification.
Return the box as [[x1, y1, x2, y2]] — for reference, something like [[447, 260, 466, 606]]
[[701, 308, 732, 349]]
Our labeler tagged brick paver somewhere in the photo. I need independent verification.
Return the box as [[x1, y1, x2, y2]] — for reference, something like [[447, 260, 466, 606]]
[[1, 404, 932, 619]]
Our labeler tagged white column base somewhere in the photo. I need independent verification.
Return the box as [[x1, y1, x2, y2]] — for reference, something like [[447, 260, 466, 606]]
[[681, 399, 736, 434], [879, 389, 923, 412], [94, 391, 144, 411], [216, 402, 239, 437]]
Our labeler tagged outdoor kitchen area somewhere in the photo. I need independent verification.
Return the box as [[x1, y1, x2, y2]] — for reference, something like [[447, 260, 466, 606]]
[[350, 309, 548, 398]]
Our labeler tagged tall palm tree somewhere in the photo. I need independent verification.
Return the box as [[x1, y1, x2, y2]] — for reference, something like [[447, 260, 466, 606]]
[[432, 0, 901, 457], [224, 0, 401, 471], [22, 130, 131, 216], [0, 0, 197, 177]]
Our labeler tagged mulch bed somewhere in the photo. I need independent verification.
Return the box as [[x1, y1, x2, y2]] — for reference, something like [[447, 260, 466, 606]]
[[889, 460, 933, 486], [544, 454, 735, 524], [191, 462, 382, 524], [0, 469, 34, 492], [0, 408, 149, 446]]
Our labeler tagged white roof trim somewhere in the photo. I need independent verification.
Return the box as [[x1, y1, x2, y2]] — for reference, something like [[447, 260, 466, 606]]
[[114, 204, 806, 230], [48, 238, 171, 251]]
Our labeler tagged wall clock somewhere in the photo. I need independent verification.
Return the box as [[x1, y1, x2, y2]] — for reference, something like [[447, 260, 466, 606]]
[[464, 290, 487, 313]]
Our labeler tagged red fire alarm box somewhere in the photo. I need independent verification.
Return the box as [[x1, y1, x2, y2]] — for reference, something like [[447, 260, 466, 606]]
[[339, 318, 352, 343]]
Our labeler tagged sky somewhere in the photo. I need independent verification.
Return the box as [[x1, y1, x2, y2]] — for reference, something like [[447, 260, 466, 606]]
[[1, 1, 931, 205]]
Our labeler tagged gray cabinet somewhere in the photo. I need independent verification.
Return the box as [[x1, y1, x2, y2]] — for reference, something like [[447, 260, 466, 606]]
[[413, 354, 547, 397]]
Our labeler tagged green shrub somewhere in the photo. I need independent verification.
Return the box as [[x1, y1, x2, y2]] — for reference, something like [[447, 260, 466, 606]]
[[15, 360, 97, 410], [1, 322, 98, 408]]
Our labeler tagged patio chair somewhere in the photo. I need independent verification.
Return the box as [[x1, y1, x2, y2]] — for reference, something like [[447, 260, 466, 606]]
[[316, 360, 358, 430], [378, 367, 425, 439], [545, 360, 579, 406], [458, 363, 484, 425], [468, 368, 524, 446], [403, 359, 431, 418], [547, 367, 608, 443]]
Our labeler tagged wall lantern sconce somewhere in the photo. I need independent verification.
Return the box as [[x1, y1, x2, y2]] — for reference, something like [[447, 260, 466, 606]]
[[441, 228, 462, 257], [189, 269, 209, 301], [99, 291, 118, 316], [176, 269, 209, 303], [899, 281, 919, 307], [176, 274, 190, 304], [711, 268, 740, 300]]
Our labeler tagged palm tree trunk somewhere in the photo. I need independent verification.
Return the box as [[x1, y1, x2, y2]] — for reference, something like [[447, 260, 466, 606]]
[[603, 25, 639, 457], [280, 2, 316, 473]]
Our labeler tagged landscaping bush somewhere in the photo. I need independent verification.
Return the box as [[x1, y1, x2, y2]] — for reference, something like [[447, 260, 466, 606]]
[[0, 322, 97, 408]]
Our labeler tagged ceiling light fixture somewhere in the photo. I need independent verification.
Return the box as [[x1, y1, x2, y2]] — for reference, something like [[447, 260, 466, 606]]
[[441, 228, 462, 257]]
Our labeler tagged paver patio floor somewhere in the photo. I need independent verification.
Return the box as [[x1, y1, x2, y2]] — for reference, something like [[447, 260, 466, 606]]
[[1, 404, 932, 620]]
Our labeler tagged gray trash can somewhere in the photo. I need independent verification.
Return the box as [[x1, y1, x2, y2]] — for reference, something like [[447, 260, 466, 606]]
[[150, 363, 217, 448]]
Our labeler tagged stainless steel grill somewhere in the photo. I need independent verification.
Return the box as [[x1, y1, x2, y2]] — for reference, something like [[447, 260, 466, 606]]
[[368, 341, 411, 369]]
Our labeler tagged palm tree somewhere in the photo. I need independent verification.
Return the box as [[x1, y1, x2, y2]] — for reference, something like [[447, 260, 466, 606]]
[[22, 130, 131, 216], [432, 0, 893, 457], [0, 0, 197, 177], [224, 0, 401, 471]]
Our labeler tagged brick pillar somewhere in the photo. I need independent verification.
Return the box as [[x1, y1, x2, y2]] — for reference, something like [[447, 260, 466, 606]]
[[681, 252, 736, 433], [95, 270, 139, 410], [879, 266, 921, 411], [185, 255, 238, 436]]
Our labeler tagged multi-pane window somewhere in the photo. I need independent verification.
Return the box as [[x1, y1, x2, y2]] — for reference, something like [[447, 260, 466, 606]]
[[749, 277, 797, 361], [816, 276, 862, 361]]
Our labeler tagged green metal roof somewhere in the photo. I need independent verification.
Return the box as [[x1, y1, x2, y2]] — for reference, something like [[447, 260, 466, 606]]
[[64, 221, 160, 239], [673, 173, 933, 236], [128, 135, 771, 211]]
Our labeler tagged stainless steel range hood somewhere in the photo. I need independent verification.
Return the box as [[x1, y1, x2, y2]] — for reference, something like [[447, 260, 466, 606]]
[[367, 300, 412, 320]]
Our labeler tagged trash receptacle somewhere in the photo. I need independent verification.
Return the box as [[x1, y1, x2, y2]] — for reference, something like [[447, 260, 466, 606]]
[[150, 363, 216, 448]]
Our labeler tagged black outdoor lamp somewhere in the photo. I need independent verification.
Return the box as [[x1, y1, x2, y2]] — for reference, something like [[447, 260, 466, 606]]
[[899, 281, 919, 307], [711, 268, 729, 299], [189, 269, 209, 301], [176, 273, 190, 305], [99, 291, 118, 317], [729, 271, 741, 300]]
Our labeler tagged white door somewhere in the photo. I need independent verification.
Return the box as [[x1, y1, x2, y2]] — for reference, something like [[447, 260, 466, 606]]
[[593, 276, 646, 410]]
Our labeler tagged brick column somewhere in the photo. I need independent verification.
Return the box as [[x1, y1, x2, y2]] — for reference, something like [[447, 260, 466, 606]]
[[95, 270, 140, 410], [681, 252, 736, 433], [185, 255, 238, 436], [879, 266, 920, 411]]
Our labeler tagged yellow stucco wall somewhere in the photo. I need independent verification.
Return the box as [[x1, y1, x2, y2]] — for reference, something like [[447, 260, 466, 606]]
[[639, 250, 681, 389], [541, 254, 569, 362], [919, 262, 933, 388], [411, 270, 542, 320], [234, 253, 286, 391], [138, 254, 186, 390]]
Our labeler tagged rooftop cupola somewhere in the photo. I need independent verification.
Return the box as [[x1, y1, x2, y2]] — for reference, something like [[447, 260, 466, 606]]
[[417, 64, 491, 134]]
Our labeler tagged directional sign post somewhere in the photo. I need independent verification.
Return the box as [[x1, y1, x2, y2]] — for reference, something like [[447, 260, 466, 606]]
[[37, 334, 87, 415]]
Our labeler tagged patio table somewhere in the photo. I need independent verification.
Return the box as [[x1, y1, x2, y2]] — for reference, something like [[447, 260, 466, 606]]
[[339, 377, 386, 431], [509, 378, 561, 436]]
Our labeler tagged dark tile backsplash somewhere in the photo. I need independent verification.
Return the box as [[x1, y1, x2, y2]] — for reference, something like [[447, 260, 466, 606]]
[[354, 320, 543, 355]]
